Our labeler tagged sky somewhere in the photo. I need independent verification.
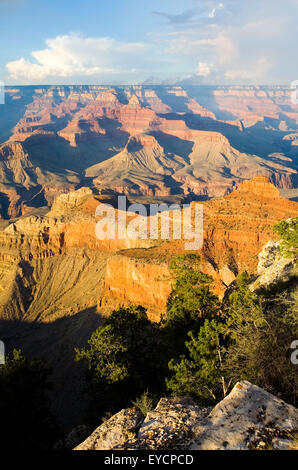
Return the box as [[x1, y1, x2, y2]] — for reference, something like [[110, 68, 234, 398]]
[[0, 0, 297, 85]]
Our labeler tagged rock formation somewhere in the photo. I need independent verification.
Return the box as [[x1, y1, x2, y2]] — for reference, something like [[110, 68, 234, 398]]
[[250, 239, 296, 291], [0, 178, 296, 324], [102, 177, 297, 308], [75, 381, 298, 450], [0, 85, 297, 218]]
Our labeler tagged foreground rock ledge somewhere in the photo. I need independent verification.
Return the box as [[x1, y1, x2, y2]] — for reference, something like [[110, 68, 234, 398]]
[[75, 381, 298, 450]]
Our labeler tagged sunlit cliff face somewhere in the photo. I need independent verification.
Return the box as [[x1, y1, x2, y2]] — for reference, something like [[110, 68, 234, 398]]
[[0, 176, 297, 322]]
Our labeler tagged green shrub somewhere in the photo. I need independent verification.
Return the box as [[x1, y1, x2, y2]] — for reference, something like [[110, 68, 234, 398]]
[[132, 390, 156, 416], [273, 217, 298, 260]]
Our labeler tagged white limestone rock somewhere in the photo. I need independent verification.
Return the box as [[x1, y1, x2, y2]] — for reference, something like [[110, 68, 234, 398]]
[[190, 381, 298, 450], [75, 407, 144, 450]]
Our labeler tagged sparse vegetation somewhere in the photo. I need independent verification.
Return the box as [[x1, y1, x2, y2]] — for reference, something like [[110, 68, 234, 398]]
[[273, 217, 298, 260], [75, 305, 164, 425], [224, 274, 298, 405], [166, 318, 229, 404], [132, 390, 156, 417]]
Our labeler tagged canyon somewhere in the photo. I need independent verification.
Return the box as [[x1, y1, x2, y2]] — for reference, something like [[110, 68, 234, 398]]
[[0, 85, 297, 430], [0, 176, 297, 428], [0, 85, 297, 219]]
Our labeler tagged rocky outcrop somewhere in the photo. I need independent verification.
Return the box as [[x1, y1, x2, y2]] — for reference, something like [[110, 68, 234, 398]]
[[75, 381, 298, 450], [100, 177, 297, 308], [208, 86, 298, 121], [232, 176, 281, 198], [2, 177, 293, 318], [283, 133, 298, 146], [48, 187, 93, 216], [90, 123, 296, 197], [75, 408, 144, 451], [190, 381, 298, 450], [250, 239, 296, 291], [0, 179, 297, 320]]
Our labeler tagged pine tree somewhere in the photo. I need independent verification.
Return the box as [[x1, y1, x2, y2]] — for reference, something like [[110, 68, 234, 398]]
[[164, 254, 220, 356], [166, 318, 230, 404]]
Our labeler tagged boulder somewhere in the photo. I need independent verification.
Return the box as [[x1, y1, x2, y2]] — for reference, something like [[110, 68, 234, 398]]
[[136, 397, 211, 450], [75, 382, 298, 450], [75, 407, 144, 450], [250, 240, 295, 291], [190, 381, 298, 450]]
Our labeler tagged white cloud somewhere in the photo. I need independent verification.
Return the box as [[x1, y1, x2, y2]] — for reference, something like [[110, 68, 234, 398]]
[[6, 34, 148, 82], [215, 34, 237, 66], [154, 0, 298, 84], [196, 62, 212, 77], [6, 57, 104, 81], [165, 37, 217, 55], [224, 57, 271, 81]]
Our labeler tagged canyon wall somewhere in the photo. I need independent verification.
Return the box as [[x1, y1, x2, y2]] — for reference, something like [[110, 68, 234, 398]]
[[0, 85, 297, 218], [1, 176, 296, 323]]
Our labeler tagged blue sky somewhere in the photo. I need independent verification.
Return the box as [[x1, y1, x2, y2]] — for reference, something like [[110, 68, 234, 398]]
[[1, 0, 297, 85]]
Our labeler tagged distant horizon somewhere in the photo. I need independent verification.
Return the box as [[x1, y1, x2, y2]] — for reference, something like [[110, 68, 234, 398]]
[[3, 83, 294, 88]]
